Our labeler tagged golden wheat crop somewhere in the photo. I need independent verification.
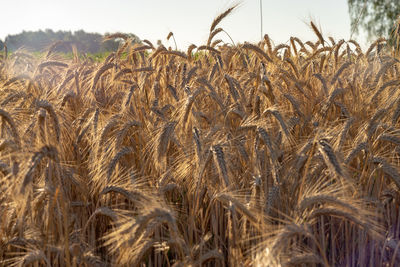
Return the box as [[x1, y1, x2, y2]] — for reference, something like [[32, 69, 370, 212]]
[[0, 6, 400, 267]]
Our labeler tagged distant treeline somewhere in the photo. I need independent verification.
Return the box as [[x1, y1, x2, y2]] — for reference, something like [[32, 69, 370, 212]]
[[2, 29, 141, 53]]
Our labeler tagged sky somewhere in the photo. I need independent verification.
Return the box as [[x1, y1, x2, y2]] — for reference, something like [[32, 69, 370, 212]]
[[0, 0, 368, 49]]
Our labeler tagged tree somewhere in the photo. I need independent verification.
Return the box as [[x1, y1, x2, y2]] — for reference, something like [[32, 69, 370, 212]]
[[3, 30, 140, 53], [348, 0, 400, 40]]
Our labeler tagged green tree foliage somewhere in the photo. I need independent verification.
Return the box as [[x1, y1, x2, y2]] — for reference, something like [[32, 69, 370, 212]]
[[348, 0, 400, 40], [3, 29, 140, 53]]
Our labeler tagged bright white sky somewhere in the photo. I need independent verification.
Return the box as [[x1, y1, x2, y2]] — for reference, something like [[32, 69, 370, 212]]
[[0, 0, 368, 49]]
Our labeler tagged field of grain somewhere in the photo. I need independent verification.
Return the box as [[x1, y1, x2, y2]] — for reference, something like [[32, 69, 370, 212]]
[[1, 7, 400, 267]]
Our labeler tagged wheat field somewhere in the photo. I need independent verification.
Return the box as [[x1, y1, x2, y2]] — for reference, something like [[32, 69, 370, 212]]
[[1, 6, 400, 267]]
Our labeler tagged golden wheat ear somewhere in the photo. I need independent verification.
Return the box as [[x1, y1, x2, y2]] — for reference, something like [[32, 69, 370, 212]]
[[209, 4, 238, 33]]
